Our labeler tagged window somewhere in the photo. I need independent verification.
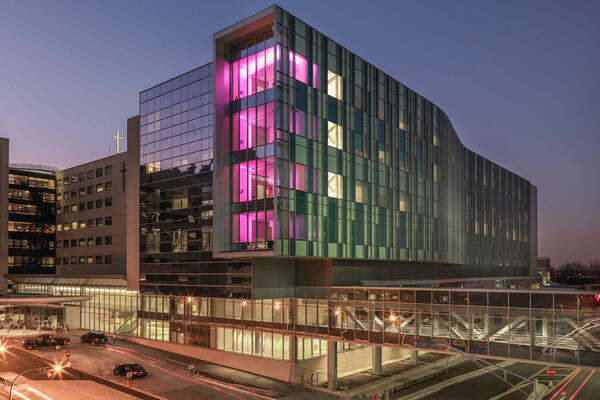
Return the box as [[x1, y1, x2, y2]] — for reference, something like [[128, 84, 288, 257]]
[[105, 216, 112, 226], [63, 240, 69, 248], [295, 164, 308, 191], [87, 201, 93, 210], [327, 121, 343, 150], [105, 255, 112, 264], [105, 235, 112, 245], [87, 186, 93, 194], [71, 175, 78, 184], [96, 218, 103, 227], [56, 222, 62, 229], [56, 193, 62, 201], [79, 187, 85, 196], [71, 221, 78, 230], [87, 256, 94, 264], [78, 172, 85, 182], [328, 172, 343, 199], [63, 223, 69, 231], [63, 206, 69, 214], [79, 220, 85, 229], [70, 239, 76, 247], [96, 199, 103, 208], [79, 238, 85, 247], [78, 202, 85, 211], [70, 256, 76, 264], [95, 256, 103, 264], [71, 190, 77, 198], [63, 191, 69, 200], [79, 256, 85, 264], [105, 181, 112, 191], [87, 238, 94, 246], [71, 204, 77, 212], [96, 184, 103, 193], [105, 166, 111, 175], [63, 177, 69, 185], [87, 219, 94, 228], [56, 257, 61, 265], [96, 168, 103, 178], [105, 197, 112, 207], [87, 170, 94, 179], [63, 257, 68, 264], [327, 70, 343, 100], [96, 237, 103, 246], [355, 181, 367, 203]]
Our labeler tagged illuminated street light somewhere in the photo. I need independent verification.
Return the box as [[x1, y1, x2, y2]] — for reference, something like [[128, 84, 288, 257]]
[[241, 300, 247, 306], [9, 365, 63, 400], [389, 314, 396, 322], [0, 346, 6, 352]]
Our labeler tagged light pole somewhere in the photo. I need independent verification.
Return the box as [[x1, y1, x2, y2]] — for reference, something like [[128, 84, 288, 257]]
[[9, 365, 62, 400]]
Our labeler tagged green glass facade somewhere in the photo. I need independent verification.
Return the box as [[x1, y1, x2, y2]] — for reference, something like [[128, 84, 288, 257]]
[[214, 6, 536, 270]]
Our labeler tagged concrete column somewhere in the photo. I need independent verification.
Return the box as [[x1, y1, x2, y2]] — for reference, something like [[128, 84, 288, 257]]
[[372, 346, 382, 376], [327, 341, 338, 391], [411, 350, 418, 364]]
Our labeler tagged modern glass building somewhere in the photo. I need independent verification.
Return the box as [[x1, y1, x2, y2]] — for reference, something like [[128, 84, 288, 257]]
[[7, 165, 57, 274]]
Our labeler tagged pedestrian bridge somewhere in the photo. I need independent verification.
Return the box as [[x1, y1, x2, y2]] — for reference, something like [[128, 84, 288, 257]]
[[292, 287, 600, 369]]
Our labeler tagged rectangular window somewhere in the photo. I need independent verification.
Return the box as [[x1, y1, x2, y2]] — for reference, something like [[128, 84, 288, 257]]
[[79, 187, 85, 196], [71, 175, 78, 184], [105, 197, 112, 207], [105, 181, 112, 191], [87, 170, 94, 179], [87, 256, 94, 264], [105, 166, 112, 175], [295, 164, 308, 192], [105, 235, 112, 245], [96, 184, 103, 193], [63, 206, 69, 214], [96, 168, 102, 178], [70, 239, 76, 247], [78, 202, 85, 211], [87, 219, 94, 228], [79, 238, 85, 247], [96, 237, 103, 246], [355, 180, 367, 203], [87, 186, 93, 194], [96, 218, 103, 227], [79, 256, 85, 264], [71, 204, 77, 212], [71, 222, 78, 230], [95, 256, 103, 264], [328, 172, 343, 199], [63, 177, 69, 185], [63, 257, 68, 264], [70, 256, 76, 264], [87, 201, 93, 210], [79, 220, 85, 229], [87, 238, 94, 246], [63, 240, 69, 248], [327, 121, 343, 150], [327, 70, 343, 100], [105, 216, 112, 226]]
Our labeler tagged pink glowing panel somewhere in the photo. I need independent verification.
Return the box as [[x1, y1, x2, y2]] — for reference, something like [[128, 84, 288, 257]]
[[238, 58, 247, 98], [239, 213, 248, 242], [266, 157, 274, 198], [247, 53, 256, 96], [239, 110, 247, 150], [266, 102, 275, 143], [239, 162, 247, 202], [288, 50, 308, 84], [248, 212, 256, 242], [248, 107, 256, 149], [266, 210, 274, 240], [312, 63, 318, 89], [257, 211, 266, 241], [256, 51, 266, 93], [265, 47, 274, 89], [247, 160, 256, 200]]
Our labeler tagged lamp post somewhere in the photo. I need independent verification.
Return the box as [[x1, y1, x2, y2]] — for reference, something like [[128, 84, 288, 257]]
[[9, 365, 62, 400]]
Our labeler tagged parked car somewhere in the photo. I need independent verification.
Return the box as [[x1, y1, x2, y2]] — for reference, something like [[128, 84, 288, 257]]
[[80, 332, 108, 346], [22, 334, 70, 350], [113, 363, 148, 378]]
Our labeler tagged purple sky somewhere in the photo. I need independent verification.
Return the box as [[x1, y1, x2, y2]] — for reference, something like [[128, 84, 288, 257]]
[[1, 1, 598, 267]]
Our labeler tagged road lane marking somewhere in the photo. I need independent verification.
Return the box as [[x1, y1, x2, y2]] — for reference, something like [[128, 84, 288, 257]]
[[567, 370, 594, 400], [549, 369, 581, 400]]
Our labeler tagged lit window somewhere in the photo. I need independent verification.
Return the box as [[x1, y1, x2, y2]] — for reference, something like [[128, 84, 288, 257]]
[[327, 70, 342, 100], [96, 184, 103, 193], [71, 222, 78, 230], [327, 121, 343, 150], [105, 181, 112, 191], [355, 181, 367, 203], [79, 220, 85, 229], [328, 172, 343, 199]]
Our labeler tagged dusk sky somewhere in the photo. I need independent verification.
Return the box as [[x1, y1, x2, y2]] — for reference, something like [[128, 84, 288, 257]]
[[1, 0, 598, 267]]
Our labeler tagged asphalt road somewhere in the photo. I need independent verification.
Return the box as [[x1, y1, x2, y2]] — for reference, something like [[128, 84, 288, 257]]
[[543, 368, 600, 400]]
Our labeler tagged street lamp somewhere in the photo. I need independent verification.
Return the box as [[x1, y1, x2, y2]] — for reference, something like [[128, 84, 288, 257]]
[[9, 365, 62, 400], [0, 345, 6, 353]]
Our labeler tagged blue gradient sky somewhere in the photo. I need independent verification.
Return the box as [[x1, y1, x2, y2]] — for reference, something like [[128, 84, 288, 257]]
[[1, 1, 598, 266]]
